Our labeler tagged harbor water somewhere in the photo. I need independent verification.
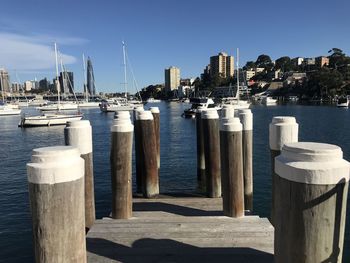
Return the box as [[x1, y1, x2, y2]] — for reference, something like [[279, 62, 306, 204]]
[[0, 102, 349, 262]]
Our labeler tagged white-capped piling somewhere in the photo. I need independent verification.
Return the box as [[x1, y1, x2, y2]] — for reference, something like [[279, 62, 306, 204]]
[[238, 109, 253, 211], [134, 106, 144, 193], [221, 104, 235, 119], [196, 106, 206, 192], [150, 107, 160, 171], [202, 109, 221, 198], [64, 120, 95, 230], [269, 116, 298, 225], [274, 142, 349, 263], [220, 117, 244, 217], [139, 110, 159, 197], [110, 111, 134, 219], [27, 146, 86, 263]]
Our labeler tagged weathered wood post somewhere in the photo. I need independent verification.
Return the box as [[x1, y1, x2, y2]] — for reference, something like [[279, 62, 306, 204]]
[[196, 106, 206, 192], [150, 107, 160, 171], [64, 120, 95, 231], [134, 106, 144, 193], [27, 146, 86, 263], [221, 104, 235, 119], [220, 117, 244, 217], [110, 111, 134, 219], [139, 111, 159, 198], [238, 109, 253, 211], [274, 142, 349, 263], [269, 116, 298, 225], [202, 109, 221, 198]]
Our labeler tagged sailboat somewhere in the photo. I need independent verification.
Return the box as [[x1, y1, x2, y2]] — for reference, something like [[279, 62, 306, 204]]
[[221, 48, 250, 109], [19, 43, 82, 127], [99, 41, 138, 112], [0, 73, 21, 116]]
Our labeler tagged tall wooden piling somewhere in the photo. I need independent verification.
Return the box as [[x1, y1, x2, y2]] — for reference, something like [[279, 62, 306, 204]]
[[202, 109, 221, 198], [139, 111, 159, 198], [150, 107, 160, 171], [238, 109, 253, 211], [134, 106, 144, 193], [196, 106, 206, 192], [27, 146, 86, 263], [220, 117, 244, 217], [64, 120, 95, 230], [269, 116, 298, 225], [274, 142, 349, 263], [110, 111, 134, 219]]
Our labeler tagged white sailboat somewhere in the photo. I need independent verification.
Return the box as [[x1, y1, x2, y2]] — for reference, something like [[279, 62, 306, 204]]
[[221, 48, 250, 109], [19, 43, 82, 127], [0, 74, 21, 116]]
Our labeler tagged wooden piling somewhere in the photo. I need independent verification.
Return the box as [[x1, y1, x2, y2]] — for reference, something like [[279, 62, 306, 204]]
[[269, 116, 298, 225], [238, 109, 253, 211], [27, 146, 86, 263], [134, 106, 144, 193], [65, 120, 95, 230], [274, 142, 349, 263], [221, 104, 235, 119], [110, 111, 134, 219], [139, 111, 159, 198], [220, 117, 244, 217], [202, 109, 221, 198], [195, 107, 206, 192], [150, 107, 160, 170]]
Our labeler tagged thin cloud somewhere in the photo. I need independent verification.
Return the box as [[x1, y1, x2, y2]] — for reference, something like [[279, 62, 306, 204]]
[[0, 32, 83, 71]]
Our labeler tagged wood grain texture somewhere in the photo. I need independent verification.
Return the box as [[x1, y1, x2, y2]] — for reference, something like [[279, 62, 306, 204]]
[[202, 118, 221, 198], [220, 130, 244, 217], [196, 112, 206, 192], [274, 177, 348, 263], [151, 112, 160, 169], [110, 131, 133, 219], [269, 149, 280, 226], [242, 130, 253, 211], [29, 178, 86, 263], [134, 120, 143, 193], [81, 153, 95, 230]]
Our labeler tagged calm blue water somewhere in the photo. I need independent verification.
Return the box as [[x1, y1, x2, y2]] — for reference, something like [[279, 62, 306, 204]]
[[0, 102, 349, 262]]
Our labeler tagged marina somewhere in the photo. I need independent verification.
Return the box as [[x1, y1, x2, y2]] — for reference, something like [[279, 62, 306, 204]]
[[1, 102, 350, 262]]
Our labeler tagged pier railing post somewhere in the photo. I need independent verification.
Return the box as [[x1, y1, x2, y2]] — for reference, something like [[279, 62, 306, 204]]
[[64, 120, 95, 230], [150, 107, 160, 172], [134, 106, 144, 193], [139, 111, 159, 198], [202, 109, 221, 198], [196, 106, 206, 192], [110, 111, 134, 219], [269, 116, 298, 225], [238, 109, 253, 211], [220, 117, 244, 217], [274, 142, 349, 263], [27, 146, 86, 263]]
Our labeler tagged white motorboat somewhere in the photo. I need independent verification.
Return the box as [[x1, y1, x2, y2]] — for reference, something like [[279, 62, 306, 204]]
[[37, 102, 78, 111], [337, 97, 349, 107], [147, 97, 161, 103], [99, 99, 134, 112], [0, 105, 21, 116], [262, 96, 278, 105], [183, 97, 220, 118], [77, 101, 100, 108]]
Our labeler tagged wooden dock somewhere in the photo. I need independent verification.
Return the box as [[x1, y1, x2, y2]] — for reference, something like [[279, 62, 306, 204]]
[[87, 195, 274, 263]]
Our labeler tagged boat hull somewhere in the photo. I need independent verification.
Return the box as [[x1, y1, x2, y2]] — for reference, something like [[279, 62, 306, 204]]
[[0, 107, 21, 116], [19, 114, 83, 127]]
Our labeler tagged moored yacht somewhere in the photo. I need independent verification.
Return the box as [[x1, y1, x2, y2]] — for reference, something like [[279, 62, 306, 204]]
[[183, 97, 220, 118], [337, 97, 349, 107]]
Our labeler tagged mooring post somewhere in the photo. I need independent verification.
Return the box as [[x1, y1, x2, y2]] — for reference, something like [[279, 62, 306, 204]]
[[221, 104, 235, 119], [220, 117, 244, 217], [196, 106, 206, 192], [274, 142, 349, 263], [134, 106, 144, 193], [110, 111, 134, 219], [238, 109, 253, 211], [269, 116, 298, 225], [202, 109, 221, 198], [139, 111, 159, 198], [150, 107, 160, 171], [64, 120, 95, 231], [27, 146, 86, 263]]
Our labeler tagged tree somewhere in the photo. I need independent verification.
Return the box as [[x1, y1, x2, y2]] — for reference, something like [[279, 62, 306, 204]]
[[275, 56, 292, 72], [243, 61, 256, 70], [255, 54, 272, 68]]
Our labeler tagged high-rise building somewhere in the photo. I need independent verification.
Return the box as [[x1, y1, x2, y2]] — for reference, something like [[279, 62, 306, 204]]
[[0, 68, 10, 93], [11, 82, 22, 93], [24, 80, 33, 91], [39, 78, 50, 90], [164, 66, 180, 92], [59, 71, 74, 94], [86, 57, 96, 95], [209, 52, 234, 79]]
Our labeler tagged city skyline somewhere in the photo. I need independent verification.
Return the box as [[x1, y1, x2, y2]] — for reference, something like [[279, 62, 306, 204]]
[[0, 0, 349, 93]]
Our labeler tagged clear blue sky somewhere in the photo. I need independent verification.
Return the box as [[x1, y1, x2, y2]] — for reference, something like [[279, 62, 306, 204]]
[[0, 0, 349, 93]]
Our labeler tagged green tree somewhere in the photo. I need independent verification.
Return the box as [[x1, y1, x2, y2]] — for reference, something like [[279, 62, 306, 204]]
[[255, 54, 272, 68], [275, 56, 293, 72], [243, 61, 256, 70]]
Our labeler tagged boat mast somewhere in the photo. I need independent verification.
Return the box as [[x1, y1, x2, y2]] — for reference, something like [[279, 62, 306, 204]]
[[122, 41, 127, 99], [236, 48, 240, 102], [54, 43, 60, 107]]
